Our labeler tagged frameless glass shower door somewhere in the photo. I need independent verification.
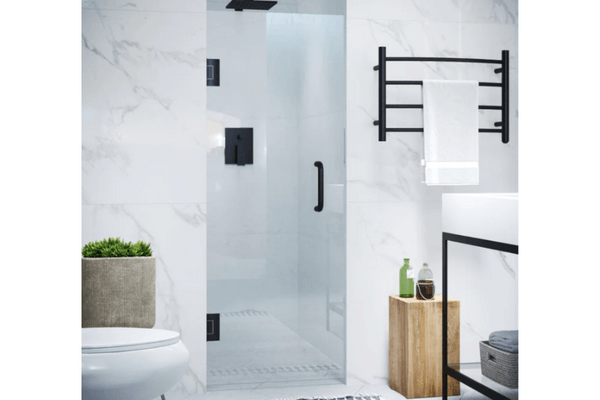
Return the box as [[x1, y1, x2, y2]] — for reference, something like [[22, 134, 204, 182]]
[[206, 3, 346, 391]]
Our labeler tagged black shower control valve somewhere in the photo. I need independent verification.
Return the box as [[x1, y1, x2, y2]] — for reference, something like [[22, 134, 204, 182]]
[[225, 128, 253, 166]]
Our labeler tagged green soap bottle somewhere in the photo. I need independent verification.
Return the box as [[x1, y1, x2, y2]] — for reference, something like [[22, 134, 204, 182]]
[[399, 258, 414, 297]]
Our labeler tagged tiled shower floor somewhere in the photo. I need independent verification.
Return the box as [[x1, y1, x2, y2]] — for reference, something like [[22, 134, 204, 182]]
[[207, 310, 345, 391]]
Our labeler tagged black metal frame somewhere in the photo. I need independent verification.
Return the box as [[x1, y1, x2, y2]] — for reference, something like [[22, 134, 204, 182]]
[[442, 232, 518, 400], [373, 47, 510, 143]]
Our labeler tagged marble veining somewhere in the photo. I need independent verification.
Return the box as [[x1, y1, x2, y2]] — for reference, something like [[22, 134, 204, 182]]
[[459, 0, 518, 25], [497, 250, 517, 280], [82, 7, 206, 205]]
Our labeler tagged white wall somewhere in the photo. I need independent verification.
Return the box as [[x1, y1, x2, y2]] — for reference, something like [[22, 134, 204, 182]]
[[345, 0, 518, 384], [81, 0, 207, 397]]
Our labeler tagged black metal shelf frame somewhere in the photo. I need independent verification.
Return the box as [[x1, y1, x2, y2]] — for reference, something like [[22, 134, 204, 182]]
[[442, 232, 519, 400], [373, 46, 510, 143]]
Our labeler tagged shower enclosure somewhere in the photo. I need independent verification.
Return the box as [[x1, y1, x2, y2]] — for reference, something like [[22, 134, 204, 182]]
[[206, 0, 347, 391]]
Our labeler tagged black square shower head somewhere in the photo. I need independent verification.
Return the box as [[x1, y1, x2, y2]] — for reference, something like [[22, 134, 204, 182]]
[[226, 0, 278, 11]]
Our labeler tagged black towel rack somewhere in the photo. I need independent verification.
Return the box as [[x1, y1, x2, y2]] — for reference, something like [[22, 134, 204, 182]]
[[373, 46, 510, 143]]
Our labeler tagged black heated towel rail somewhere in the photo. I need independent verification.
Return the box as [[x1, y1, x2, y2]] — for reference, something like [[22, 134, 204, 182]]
[[373, 47, 510, 143]]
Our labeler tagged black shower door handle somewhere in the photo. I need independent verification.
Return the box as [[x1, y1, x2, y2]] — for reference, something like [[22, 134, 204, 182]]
[[314, 161, 323, 212]]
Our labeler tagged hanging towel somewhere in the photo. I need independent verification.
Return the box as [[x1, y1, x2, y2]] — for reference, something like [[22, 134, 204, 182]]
[[422, 80, 479, 185]]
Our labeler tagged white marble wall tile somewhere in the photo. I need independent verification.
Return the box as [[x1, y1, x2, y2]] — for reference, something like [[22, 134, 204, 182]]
[[459, 0, 518, 24], [348, 0, 461, 23], [82, 204, 207, 398], [83, 0, 206, 12], [82, 9, 207, 205]]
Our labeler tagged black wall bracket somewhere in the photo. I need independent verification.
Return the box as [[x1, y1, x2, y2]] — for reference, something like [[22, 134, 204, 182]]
[[225, 128, 253, 166], [207, 313, 220, 342], [207, 59, 220, 87]]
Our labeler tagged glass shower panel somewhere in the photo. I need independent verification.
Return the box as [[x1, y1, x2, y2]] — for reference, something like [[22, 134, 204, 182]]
[[207, 9, 346, 391], [269, 12, 347, 376]]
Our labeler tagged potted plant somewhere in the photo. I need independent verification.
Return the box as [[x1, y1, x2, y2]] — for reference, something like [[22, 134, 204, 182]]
[[82, 238, 155, 328]]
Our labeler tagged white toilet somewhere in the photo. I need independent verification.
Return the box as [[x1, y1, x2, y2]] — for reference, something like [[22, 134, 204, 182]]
[[82, 327, 190, 400]]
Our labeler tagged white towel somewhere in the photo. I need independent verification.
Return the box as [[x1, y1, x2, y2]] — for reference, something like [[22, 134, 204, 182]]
[[422, 80, 479, 185]]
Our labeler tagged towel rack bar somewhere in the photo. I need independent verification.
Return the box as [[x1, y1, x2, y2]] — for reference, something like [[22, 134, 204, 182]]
[[386, 80, 422, 85], [387, 128, 424, 132], [387, 104, 423, 109], [385, 128, 504, 133], [386, 104, 501, 110], [386, 56, 502, 64], [479, 82, 503, 87], [386, 80, 502, 88], [385, 128, 502, 133]]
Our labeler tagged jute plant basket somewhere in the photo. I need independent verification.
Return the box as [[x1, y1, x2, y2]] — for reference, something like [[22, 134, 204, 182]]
[[82, 256, 156, 328]]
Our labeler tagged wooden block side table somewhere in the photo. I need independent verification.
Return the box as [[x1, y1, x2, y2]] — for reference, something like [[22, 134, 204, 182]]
[[389, 294, 460, 398]]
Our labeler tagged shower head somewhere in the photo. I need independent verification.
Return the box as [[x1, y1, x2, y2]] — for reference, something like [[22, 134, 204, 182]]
[[226, 0, 277, 11]]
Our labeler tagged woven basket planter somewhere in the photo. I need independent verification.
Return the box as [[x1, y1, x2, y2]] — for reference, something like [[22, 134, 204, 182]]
[[82, 257, 156, 328], [479, 340, 518, 389]]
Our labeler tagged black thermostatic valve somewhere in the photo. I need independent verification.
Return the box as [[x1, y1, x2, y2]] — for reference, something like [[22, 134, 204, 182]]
[[207, 59, 220, 86], [225, 128, 253, 166]]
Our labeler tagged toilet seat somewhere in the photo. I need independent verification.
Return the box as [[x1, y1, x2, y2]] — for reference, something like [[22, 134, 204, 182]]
[[82, 327, 180, 354]]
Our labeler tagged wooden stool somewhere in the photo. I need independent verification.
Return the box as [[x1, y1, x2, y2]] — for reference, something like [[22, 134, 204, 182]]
[[389, 294, 460, 398]]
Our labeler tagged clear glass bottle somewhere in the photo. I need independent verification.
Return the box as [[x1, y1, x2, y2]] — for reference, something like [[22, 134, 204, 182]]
[[399, 258, 414, 297], [416, 262, 435, 300]]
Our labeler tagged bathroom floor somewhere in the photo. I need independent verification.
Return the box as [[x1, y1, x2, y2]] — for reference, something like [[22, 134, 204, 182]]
[[191, 379, 517, 400], [203, 310, 518, 398], [207, 309, 344, 391]]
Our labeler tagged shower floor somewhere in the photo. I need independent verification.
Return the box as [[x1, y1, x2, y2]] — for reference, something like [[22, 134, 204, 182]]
[[207, 309, 344, 391]]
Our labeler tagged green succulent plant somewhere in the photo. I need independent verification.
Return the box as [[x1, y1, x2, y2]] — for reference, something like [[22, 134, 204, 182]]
[[82, 237, 153, 258]]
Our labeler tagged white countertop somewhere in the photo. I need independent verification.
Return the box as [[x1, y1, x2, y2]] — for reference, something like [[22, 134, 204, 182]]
[[442, 193, 518, 245]]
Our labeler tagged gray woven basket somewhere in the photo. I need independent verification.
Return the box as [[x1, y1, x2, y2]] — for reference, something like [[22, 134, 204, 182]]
[[479, 340, 518, 389]]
